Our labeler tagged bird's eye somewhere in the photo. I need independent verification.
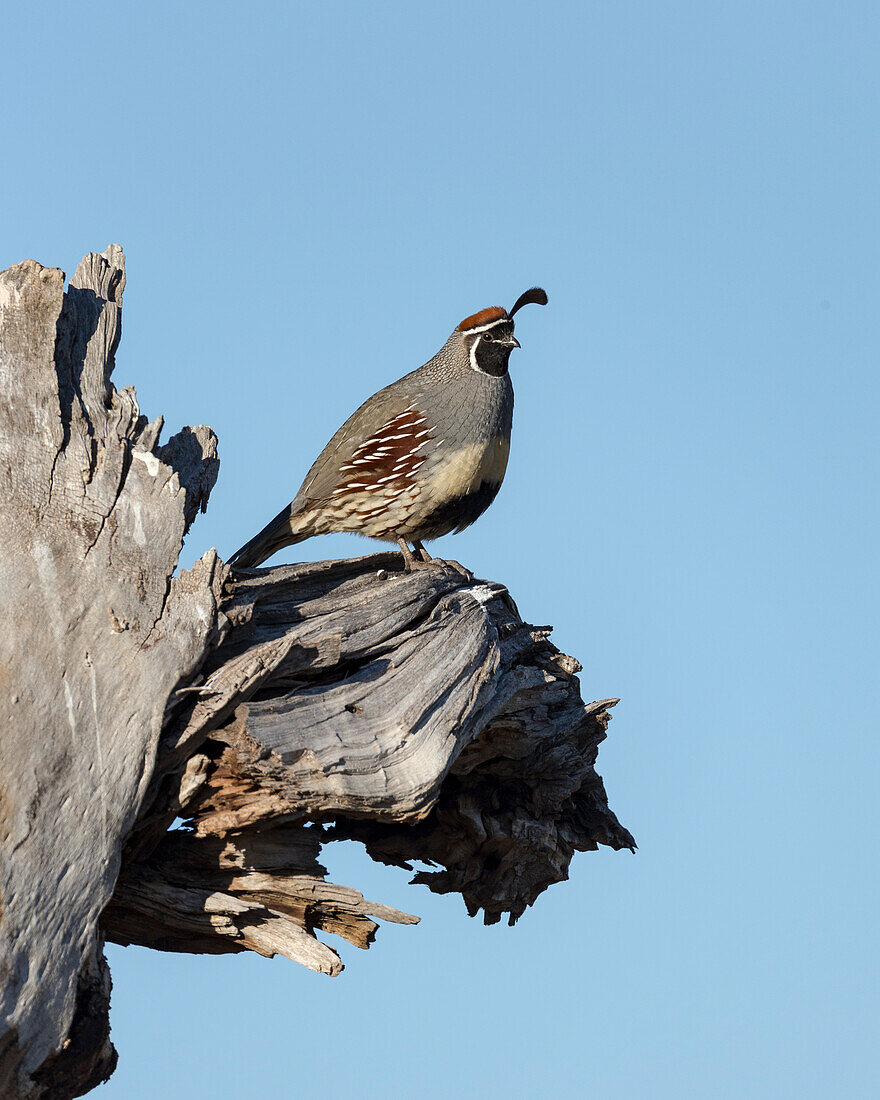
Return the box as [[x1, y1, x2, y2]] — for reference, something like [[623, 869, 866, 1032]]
[[482, 333, 495, 342]]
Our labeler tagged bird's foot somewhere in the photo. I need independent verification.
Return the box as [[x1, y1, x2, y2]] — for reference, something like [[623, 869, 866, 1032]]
[[406, 557, 472, 579], [436, 558, 474, 580], [401, 555, 435, 572], [411, 541, 474, 580], [399, 541, 473, 580], [398, 539, 434, 572]]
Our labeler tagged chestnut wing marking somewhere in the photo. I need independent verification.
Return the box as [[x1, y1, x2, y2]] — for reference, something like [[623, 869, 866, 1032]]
[[331, 407, 433, 498]]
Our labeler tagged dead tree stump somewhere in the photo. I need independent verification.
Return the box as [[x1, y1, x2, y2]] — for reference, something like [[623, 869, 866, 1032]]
[[0, 248, 634, 1099]]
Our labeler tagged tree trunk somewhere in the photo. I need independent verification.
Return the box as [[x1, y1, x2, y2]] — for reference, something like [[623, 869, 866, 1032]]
[[0, 248, 634, 1098]]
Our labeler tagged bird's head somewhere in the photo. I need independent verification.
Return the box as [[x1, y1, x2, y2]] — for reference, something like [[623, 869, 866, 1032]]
[[455, 287, 548, 376]]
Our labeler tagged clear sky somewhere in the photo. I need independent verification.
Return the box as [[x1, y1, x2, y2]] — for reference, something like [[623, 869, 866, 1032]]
[[3, 2, 878, 1097]]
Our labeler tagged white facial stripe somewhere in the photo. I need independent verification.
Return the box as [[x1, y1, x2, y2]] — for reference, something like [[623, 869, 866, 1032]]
[[461, 317, 512, 336], [469, 334, 481, 371]]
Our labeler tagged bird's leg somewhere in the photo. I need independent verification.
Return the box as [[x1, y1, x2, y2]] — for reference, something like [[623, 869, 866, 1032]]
[[397, 537, 437, 572], [397, 537, 425, 571], [397, 537, 415, 568]]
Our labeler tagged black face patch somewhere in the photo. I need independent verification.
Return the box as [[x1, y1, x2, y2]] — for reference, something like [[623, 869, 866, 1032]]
[[472, 323, 515, 376]]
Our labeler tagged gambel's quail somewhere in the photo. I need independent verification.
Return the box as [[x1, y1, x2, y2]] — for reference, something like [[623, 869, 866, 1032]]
[[230, 287, 548, 569]]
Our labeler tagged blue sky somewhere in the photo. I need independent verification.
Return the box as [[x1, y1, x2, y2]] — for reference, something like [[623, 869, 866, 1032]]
[[3, 2, 878, 1096]]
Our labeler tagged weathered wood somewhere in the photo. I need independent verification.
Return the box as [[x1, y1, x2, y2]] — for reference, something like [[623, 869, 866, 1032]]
[[0, 249, 221, 1097], [106, 553, 634, 965], [104, 825, 419, 975], [0, 248, 633, 1098]]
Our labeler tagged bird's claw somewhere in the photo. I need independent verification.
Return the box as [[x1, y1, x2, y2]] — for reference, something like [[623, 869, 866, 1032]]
[[436, 558, 474, 581]]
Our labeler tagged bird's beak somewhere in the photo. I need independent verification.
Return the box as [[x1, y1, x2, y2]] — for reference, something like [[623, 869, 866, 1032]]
[[506, 336, 521, 349]]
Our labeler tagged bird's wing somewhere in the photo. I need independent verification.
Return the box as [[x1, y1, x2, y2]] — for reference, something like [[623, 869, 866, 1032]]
[[291, 376, 431, 510]]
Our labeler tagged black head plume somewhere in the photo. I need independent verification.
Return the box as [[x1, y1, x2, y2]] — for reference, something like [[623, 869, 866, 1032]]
[[508, 287, 548, 318]]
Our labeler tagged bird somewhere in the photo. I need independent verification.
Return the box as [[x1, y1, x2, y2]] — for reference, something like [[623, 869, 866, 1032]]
[[229, 287, 548, 570]]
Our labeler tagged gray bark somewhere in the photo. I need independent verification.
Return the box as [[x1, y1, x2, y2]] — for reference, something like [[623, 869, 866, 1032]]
[[0, 248, 633, 1098]]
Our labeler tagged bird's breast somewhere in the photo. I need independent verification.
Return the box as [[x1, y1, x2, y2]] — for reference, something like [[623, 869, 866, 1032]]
[[424, 435, 510, 505]]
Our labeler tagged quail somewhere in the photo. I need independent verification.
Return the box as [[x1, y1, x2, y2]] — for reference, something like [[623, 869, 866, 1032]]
[[229, 287, 548, 570]]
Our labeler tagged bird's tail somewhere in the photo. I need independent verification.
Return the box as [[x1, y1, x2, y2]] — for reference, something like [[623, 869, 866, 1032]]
[[228, 503, 313, 568]]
